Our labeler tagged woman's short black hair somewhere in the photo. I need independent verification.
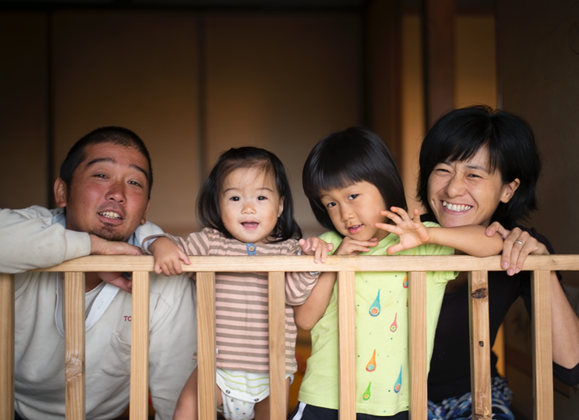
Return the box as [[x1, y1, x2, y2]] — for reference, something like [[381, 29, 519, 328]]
[[60, 126, 153, 198], [417, 105, 541, 229], [197, 146, 301, 242], [303, 127, 407, 233]]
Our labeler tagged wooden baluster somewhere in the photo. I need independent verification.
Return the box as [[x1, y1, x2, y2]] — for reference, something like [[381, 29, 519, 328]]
[[130, 271, 150, 420], [531, 270, 553, 420], [64, 272, 85, 420], [0, 273, 15, 420], [338, 271, 356, 420], [268, 272, 286, 419], [197, 272, 216, 420], [409, 271, 427, 420], [469, 271, 491, 419]]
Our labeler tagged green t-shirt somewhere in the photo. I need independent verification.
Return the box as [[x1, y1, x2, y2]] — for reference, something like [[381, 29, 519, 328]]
[[298, 223, 456, 416]]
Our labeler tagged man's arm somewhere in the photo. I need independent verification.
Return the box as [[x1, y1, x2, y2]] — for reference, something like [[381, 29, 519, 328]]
[[0, 206, 90, 273]]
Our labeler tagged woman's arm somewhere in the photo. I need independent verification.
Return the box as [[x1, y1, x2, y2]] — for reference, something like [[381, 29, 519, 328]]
[[486, 222, 579, 372], [376, 207, 503, 257]]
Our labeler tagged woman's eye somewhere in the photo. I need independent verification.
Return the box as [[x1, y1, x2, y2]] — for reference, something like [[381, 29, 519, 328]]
[[348, 194, 358, 200], [467, 173, 481, 179]]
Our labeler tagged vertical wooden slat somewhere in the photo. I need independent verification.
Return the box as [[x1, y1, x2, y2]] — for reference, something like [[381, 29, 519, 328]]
[[531, 270, 553, 420], [409, 271, 427, 419], [268, 272, 286, 419], [64, 272, 85, 420], [130, 271, 150, 420], [337, 271, 356, 420], [469, 271, 491, 419], [0, 273, 15, 420], [197, 272, 216, 420]]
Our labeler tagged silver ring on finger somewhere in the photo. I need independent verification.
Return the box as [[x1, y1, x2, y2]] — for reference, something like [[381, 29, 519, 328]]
[[514, 240, 524, 246]]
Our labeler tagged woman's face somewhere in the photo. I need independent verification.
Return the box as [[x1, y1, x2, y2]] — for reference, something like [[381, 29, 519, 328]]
[[427, 146, 520, 228]]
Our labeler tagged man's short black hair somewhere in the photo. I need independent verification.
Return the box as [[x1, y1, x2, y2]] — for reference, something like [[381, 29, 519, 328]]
[[59, 126, 153, 198]]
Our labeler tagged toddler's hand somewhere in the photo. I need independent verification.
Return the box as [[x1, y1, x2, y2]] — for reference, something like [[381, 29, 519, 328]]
[[299, 237, 334, 263], [334, 236, 378, 256], [150, 237, 190, 276], [375, 207, 430, 254]]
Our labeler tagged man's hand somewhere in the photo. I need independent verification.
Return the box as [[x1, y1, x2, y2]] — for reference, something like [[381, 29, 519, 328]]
[[97, 272, 133, 293], [90, 234, 142, 255]]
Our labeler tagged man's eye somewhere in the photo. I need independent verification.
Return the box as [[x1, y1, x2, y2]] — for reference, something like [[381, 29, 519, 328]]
[[94, 174, 106, 178], [348, 194, 358, 200], [129, 180, 143, 187]]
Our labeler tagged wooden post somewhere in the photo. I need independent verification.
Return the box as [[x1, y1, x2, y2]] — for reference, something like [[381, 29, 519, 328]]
[[0, 273, 15, 420], [469, 271, 491, 419], [130, 271, 150, 420], [338, 271, 356, 420], [197, 272, 216, 420], [268, 272, 286, 419], [409, 271, 427, 419], [64, 272, 85, 420], [531, 270, 553, 420]]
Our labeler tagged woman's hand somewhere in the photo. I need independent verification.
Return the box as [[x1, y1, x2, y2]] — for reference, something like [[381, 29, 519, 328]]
[[376, 207, 430, 254], [486, 222, 549, 275], [299, 237, 334, 263]]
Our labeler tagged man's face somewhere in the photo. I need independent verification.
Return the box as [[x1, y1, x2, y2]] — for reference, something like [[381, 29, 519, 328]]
[[55, 142, 151, 241]]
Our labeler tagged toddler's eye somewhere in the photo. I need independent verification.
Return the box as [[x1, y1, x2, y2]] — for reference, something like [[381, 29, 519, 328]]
[[230, 196, 240, 201], [257, 196, 267, 200], [348, 194, 358, 200]]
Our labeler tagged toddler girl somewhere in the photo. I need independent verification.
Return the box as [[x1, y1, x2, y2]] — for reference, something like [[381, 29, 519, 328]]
[[144, 147, 322, 420], [291, 127, 503, 419]]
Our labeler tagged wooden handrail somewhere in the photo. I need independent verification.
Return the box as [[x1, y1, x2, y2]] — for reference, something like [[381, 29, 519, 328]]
[[4, 254, 577, 419]]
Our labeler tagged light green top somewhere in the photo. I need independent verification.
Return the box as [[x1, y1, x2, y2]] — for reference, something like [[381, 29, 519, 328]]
[[298, 223, 456, 416]]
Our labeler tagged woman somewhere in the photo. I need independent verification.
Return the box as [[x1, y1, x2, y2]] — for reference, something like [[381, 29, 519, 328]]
[[418, 105, 579, 419]]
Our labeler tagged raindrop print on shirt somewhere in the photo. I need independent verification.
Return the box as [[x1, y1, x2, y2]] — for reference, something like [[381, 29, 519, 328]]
[[390, 313, 398, 332], [369, 289, 381, 317], [363, 381, 372, 400], [394, 365, 403, 393], [365, 349, 377, 372]]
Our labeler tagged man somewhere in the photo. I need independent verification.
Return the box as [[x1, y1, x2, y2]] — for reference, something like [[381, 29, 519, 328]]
[[0, 127, 197, 420]]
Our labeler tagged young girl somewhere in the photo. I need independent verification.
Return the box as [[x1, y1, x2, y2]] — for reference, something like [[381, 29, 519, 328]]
[[290, 127, 504, 419], [143, 147, 323, 420]]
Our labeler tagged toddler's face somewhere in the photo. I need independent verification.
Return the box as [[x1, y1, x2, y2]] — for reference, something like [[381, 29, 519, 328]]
[[219, 166, 283, 245], [320, 181, 388, 242]]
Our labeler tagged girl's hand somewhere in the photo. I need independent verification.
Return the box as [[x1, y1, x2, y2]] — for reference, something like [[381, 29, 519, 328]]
[[334, 236, 378, 256], [486, 222, 549, 276], [299, 237, 334, 263], [376, 207, 430, 254], [150, 237, 191, 276]]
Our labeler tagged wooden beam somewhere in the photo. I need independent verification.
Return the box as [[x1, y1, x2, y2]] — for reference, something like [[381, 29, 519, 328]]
[[64, 272, 85, 420], [531, 270, 553, 420], [409, 271, 427, 419], [0, 273, 14, 420], [268, 272, 287, 419], [423, 0, 455, 128], [469, 271, 491, 419], [197, 272, 216, 420], [338, 271, 356, 420], [130, 271, 150, 420]]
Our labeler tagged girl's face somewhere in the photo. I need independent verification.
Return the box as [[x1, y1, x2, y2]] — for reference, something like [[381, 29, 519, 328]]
[[219, 166, 284, 245], [427, 146, 520, 228], [320, 180, 389, 242]]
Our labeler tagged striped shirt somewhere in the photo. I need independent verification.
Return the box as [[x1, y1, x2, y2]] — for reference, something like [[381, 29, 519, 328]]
[[144, 228, 319, 375]]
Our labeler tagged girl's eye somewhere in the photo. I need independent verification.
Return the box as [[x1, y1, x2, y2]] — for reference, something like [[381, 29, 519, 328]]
[[326, 202, 336, 208], [348, 194, 358, 200], [257, 196, 267, 201], [230, 196, 240, 201]]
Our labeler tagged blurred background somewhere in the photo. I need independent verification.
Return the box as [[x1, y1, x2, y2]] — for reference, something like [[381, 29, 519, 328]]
[[1, 0, 578, 418]]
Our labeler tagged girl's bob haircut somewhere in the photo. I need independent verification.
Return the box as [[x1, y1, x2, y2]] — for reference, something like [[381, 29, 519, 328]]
[[197, 146, 301, 242], [303, 127, 407, 233], [417, 105, 541, 229]]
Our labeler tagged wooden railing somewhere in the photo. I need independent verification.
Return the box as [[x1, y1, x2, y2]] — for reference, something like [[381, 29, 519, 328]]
[[2, 254, 579, 420]]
